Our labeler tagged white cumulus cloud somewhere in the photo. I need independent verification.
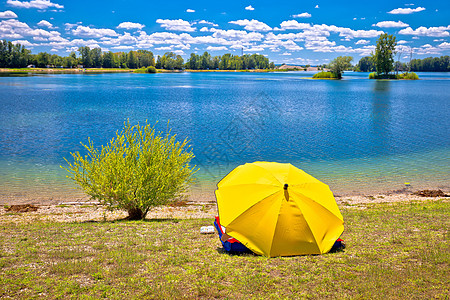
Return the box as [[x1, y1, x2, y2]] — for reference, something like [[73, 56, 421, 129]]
[[264, 35, 305, 51], [292, 12, 311, 18], [64, 22, 81, 30], [211, 29, 264, 42], [245, 46, 265, 52], [229, 19, 272, 32], [277, 21, 383, 40], [198, 20, 218, 27], [140, 32, 197, 47], [112, 45, 134, 50], [0, 10, 18, 18], [399, 26, 450, 37], [37, 20, 54, 28], [355, 39, 370, 45], [6, 0, 63, 9], [278, 20, 311, 30], [438, 42, 450, 49], [0, 18, 61, 40], [186, 9, 195, 13], [245, 5, 254, 11], [281, 40, 303, 51], [101, 32, 137, 46], [174, 43, 190, 50], [304, 39, 336, 50], [51, 39, 103, 51], [155, 46, 172, 51], [12, 39, 36, 47], [333, 27, 383, 39], [72, 25, 118, 38], [117, 22, 145, 30], [206, 46, 228, 51], [373, 21, 409, 28], [388, 7, 425, 14], [156, 19, 196, 32]]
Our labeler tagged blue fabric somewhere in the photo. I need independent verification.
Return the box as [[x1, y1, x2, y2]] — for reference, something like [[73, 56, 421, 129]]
[[330, 239, 346, 252], [213, 219, 250, 253]]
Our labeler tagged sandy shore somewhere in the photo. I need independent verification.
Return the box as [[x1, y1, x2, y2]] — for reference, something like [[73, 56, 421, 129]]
[[1, 192, 447, 224]]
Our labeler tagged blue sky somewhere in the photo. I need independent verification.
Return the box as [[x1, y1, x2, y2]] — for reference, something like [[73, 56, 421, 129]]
[[1, 0, 449, 64]]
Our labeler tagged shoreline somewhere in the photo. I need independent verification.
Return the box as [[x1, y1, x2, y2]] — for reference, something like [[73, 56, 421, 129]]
[[2, 68, 449, 75], [1, 192, 448, 224], [1, 187, 448, 206], [0, 67, 299, 74], [0, 67, 133, 74], [1, 175, 448, 206]]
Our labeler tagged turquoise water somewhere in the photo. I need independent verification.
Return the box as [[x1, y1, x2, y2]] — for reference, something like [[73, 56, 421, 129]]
[[1, 71, 449, 202]]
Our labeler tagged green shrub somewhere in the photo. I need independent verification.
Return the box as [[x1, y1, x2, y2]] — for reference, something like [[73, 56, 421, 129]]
[[62, 121, 197, 220], [397, 72, 419, 80], [146, 66, 157, 73], [368, 73, 398, 79], [133, 66, 157, 74], [369, 72, 419, 80], [313, 71, 338, 79]]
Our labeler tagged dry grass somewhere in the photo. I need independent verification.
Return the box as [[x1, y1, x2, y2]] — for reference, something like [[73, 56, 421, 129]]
[[0, 200, 448, 299]]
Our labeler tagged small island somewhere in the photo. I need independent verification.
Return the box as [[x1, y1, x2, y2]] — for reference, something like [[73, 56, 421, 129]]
[[313, 56, 353, 79], [368, 34, 419, 80], [369, 72, 419, 80]]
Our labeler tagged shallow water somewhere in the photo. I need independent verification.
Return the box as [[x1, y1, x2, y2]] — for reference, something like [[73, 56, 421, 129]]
[[1, 71, 449, 202]]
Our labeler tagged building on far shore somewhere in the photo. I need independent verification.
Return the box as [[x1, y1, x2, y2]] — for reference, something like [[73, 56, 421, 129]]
[[277, 64, 320, 72]]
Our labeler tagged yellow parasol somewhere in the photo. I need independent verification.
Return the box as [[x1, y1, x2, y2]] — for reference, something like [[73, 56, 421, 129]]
[[215, 162, 344, 257]]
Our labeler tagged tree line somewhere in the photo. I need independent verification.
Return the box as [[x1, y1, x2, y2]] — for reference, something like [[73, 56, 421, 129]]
[[409, 56, 450, 72], [356, 54, 450, 72], [0, 40, 30, 68], [184, 52, 274, 70], [0, 40, 274, 70]]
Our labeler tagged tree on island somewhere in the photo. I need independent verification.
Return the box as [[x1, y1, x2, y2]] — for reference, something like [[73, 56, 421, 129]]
[[355, 56, 376, 72], [372, 33, 397, 76], [329, 56, 353, 79]]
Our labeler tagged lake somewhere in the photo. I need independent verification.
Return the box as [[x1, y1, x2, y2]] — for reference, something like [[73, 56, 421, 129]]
[[1, 71, 449, 203]]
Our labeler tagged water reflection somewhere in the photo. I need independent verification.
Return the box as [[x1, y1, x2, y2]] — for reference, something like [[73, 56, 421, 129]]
[[370, 80, 392, 154], [0, 72, 33, 77], [373, 80, 391, 92]]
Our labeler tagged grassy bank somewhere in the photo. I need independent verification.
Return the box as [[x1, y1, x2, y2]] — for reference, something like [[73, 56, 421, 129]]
[[369, 72, 419, 80], [0, 68, 133, 74], [1, 200, 448, 299], [0, 68, 288, 74], [184, 69, 281, 73], [312, 71, 338, 79]]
